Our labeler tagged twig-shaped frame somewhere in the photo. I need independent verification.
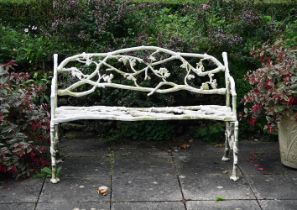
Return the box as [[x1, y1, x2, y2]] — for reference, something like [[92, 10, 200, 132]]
[[56, 46, 226, 97]]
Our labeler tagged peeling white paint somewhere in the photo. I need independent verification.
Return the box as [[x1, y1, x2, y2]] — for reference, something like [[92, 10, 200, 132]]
[[50, 47, 239, 183]]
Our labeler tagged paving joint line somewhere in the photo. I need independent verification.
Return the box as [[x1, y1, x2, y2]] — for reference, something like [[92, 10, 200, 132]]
[[169, 150, 187, 210], [111, 200, 188, 203], [109, 174, 113, 210], [257, 198, 297, 201], [0, 202, 36, 204], [183, 198, 260, 201], [33, 177, 46, 210], [111, 200, 187, 203], [238, 165, 263, 210], [109, 149, 115, 210]]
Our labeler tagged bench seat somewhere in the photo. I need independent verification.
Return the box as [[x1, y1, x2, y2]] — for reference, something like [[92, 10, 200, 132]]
[[54, 105, 236, 124]]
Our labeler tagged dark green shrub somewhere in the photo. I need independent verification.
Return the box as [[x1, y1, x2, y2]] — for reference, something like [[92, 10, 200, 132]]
[[0, 61, 50, 178], [1, 0, 296, 142], [102, 121, 175, 142], [0, 0, 53, 28], [52, 0, 129, 48], [53, 1, 297, 141], [0, 25, 72, 70], [189, 122, 225, 143], [283, 20, 297, 48]]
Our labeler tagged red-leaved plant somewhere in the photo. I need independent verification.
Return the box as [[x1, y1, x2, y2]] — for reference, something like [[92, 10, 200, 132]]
[[0, 61, 50, 178], [242, 42, 297, 133]]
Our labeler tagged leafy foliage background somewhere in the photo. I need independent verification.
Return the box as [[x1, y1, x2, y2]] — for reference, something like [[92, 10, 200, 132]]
[[0, 1, 296, 177]]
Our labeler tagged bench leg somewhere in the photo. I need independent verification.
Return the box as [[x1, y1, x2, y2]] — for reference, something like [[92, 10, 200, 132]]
[[54, 125, 59, 143], [230, 121, 239, 181], [50, 124, 60, 184], [222, 122, 231, 161]]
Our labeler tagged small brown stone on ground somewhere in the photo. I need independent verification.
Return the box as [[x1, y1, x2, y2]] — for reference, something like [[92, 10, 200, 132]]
[[179, 143, 191, 150], [96, 186, 109, 196]]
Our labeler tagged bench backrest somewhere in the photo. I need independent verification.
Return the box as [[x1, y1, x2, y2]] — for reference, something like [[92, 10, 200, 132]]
[[52, 46, 231, 98]]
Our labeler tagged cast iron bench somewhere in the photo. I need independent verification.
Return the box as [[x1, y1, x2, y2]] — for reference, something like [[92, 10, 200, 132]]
[[50, 46, 239, 183]]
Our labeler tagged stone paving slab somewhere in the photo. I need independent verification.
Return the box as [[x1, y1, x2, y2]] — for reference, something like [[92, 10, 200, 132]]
[[284, 167, 297, 177], [239, 142, 284, 176], [78, 202, 110, 210], [36, 201, 79, 210], [186, 200, 261, 210], [0, 178, 44, 203], [112, 147, 182, 201], [40, 177, 110, 203], [259, 200, 297, 210], [61, 156, 110, 179], [247, 175, 297, 200], [112, 174, 182, 202], [113, 147, 174, 175], [239, 141, 279, 153], [174, 141, 224, 159], [173, 143, 253, 200], [2, 140, 297, 210], [36, 201, 110, 210], [60, 137, 110, 157], [239, 153, 284, 176], [174, 151, 239, 176], [180, 173, 255, 200], [0, 203, 35, 210], [111, 202, 185, 210], [173, 141, 243, 177]]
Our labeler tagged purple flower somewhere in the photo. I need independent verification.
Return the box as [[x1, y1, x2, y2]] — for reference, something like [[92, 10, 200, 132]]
[[209, 29, 243, 48], [242, 9, 260, 26]]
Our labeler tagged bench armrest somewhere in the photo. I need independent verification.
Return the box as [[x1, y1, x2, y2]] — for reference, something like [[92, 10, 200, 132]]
[[227, 75, 237, 116], [50, 54, 58, 121], [222, 52, 237, 117], [228, 75, 237, 97], [51, 76, 57, 97]]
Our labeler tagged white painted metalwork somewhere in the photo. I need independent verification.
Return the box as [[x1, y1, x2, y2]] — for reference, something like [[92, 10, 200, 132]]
[[54, 105, 236, 123], [50, 46, 239, 183]]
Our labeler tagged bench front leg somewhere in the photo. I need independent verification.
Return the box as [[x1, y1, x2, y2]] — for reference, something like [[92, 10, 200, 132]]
[[230, 121, 239, 181], [222, 122, 231, 161], [50, 123, 60, 183], [54, 124, 59, 141]]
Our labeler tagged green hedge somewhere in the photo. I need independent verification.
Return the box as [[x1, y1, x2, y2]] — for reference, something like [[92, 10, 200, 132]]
[[0, 0, 53, 27], [134, 0, 296, 3], [0, 26, 73, 69], [133, 0, 207, 3], [1, 0, 296, 141]]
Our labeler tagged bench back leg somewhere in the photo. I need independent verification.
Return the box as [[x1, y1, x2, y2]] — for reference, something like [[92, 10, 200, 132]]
[[50, 124, 60, 183], [230, 121, 239, 181]]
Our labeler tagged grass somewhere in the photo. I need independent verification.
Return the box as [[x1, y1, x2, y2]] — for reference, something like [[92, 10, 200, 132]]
[[215, 196, 225, 202]]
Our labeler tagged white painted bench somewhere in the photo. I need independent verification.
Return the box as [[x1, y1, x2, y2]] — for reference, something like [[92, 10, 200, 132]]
[[50, 46, 239, 183]]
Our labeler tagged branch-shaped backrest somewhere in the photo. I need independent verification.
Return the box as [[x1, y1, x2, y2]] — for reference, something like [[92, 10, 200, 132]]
[[54, 46, 227, 97]]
